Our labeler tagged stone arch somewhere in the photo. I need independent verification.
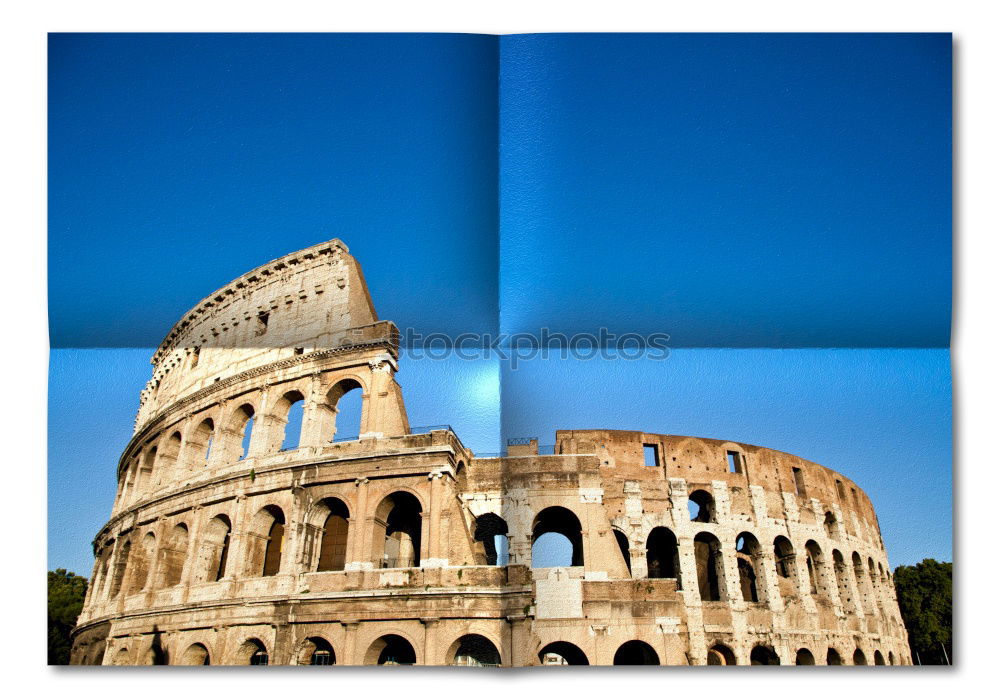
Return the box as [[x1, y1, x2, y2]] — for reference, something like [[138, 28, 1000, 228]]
[[874, 650, 886, 665], [832, 549, 854, 612], [184, 417, 215, 469], [315, 497, 350, 572], [887, 651, 895, 665], [157, 522, 189, 588], [805, 540, 829, 597], [448, 633, 501, 667], [246, 505, 285, 577], [235, 637, 269, 665], [158, 431, 182, 484], [646, 526, 681, 585], [274, 389, 306, 451], [178, 642, 210, 665], [372, 491, 423, 568], [108, 540, 130, 598], [130, 532, 156, 593], [295, 636, 336, 665], [613, 640, 659, 665], [227, 403, 255, 461], [365, 634, 417, 665], [113, 646, 132, 665], [707, 643, 737, 665], [473, 513, 509, 566], [853, 648, 867, 665], [137, 445, 157, 495], [852, 551, 871, 612], [326, 378, 365, 442], [197, 514, 232, 582], [688, 489, 715, 522], [538, 641, 589, 666], [613, 528, 632, 576], [824, 511, 838, 539], [826, 648, 843, 665], [749, 645, 780, 665], [694, 531, 725, 601], [735, 532, 763, 602], [531, 506, 584, 568], [795, 648, 816, 665]]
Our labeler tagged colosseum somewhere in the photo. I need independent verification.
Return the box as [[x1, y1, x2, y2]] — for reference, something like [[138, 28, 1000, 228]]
[[69, 238, 911, 666]]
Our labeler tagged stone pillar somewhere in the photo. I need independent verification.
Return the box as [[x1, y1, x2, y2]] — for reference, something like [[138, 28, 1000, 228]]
[[342, 622, 360, 665], [299, 372, 328, 447], [506, 616, 530, 666], [345, 478, 373, 571], [421, 618, 440, 665], [758, 546, 784, 612]]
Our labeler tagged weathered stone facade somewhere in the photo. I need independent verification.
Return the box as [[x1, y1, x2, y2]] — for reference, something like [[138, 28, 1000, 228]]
[[70, 239, 910, 666]]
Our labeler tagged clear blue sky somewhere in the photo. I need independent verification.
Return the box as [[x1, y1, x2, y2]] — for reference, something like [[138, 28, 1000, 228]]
[[47, 34, 951, 575]]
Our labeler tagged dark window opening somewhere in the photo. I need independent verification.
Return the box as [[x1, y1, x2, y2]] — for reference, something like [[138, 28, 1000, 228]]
[[190, 346, 200, 369], [688, 490, 715, 522], [643, 443, 659, 467], [836, 480, 846, 499], [250, 649, 269, 666], [726, 451, 743, 474], [613, 529, 632, 576], [792, 467, 806, 496], [255, 312, 269, 337]]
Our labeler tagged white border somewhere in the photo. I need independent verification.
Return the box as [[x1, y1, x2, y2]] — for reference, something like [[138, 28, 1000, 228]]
[[4, 0, 996, 693]]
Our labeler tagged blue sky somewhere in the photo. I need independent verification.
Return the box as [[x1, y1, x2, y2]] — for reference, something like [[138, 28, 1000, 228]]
[[47, 34, 951, 575]]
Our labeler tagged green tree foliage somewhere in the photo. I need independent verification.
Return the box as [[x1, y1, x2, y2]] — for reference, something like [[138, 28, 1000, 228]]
[[894, 558, 952, 665], [48, 568, 88, 665]]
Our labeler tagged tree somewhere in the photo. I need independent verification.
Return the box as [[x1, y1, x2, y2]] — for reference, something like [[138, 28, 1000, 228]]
[[894, 558, 952, 665], [48, 568, 88, 665]]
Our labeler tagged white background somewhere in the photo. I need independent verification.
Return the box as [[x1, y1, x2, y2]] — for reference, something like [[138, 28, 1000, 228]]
[[2, 1, 994, 694]]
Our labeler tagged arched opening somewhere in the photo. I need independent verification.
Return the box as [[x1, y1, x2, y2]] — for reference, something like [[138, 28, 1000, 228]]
[[832, 549, 854, 612], [826, 648, 842, 665], [365, 634, 416, 665], [114, 647, 131, 665], [824, 511, 838, 539], [159, 432, 182, 482], [873, 650, 885, 665], [707, 643, 737, 665], [805, 540, 826, 596], [137, 446, 157, 494], [297, 636, 335, 665], [868, 558, 884, 612], [853, 648, 867, 665], [750, 645, 780, 665], [199, 515, 231, 582], [186, 418, 214, 468], [247, 505, 285, 577], [130, 532, 156, 593], [646, 527, 680, 585], [688, 489, 715, 522], [795, 648, 815, 665], [773, 536, 797, 594], [451, 634, 501, 667], [279, 391, 306, 451], [888, 651, 895, 665], [613, 529, 632, 576], [316, 498, 350, 572], [108, 540, 130, 598], [694, 532, 724, 601], [531, 507, 584, 567], [237, 638, 269, 665], [158, 523, 188, 588], [613, 640, 659, 665], [327, 379, 364, 441], [736, 532, 761, 602], [852, 552, 870, 612], [232, 404, 255, 460], [538, 641, 589, 666], [178, 643, 210, 666], [374, 492, 422, 568], [473, 513, 509, 566]]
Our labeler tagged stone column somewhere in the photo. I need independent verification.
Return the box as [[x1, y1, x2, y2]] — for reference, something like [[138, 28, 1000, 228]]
[[345, 478, 372, 571], [342, 622, 360, 665], [299, 372, 328, 447], [421, 618, 440, 665]]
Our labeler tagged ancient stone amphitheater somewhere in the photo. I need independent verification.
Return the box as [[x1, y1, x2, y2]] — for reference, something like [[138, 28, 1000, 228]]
[[70, 239, 910, 666]]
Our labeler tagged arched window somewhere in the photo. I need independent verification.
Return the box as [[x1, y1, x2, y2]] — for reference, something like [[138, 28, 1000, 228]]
[[374, 492, 422, 568], [538, 641, 589, 666], [247, 505, 285, 577], [365, 634, 416, 665], [130, 532, 156, 593], [297, 636, 335, 665], [137, 446, 157, 494], [805, 540, 826, 596], [646, 527, 680, 585], [873, 650, 886, 665], [736, 532, 762, 602], [826, 648, 842, 665], [531, 507, 584, 567], [694, 532, 724, 601], [114, 647, 131, 665], [688, 489, 715, 522], [178, 643, 210, 666], [773, 536, 798, 598], [474, 513, 509, 566], [795, 648, 815, 665], [613, 528, 632, 576], [327, 379, 364, 442], [316, 498, 350, 572], [231, 404, 255, 460], [201, 515, 232, 582], [613, 640, 659, 665], [159, 432, 182, 482], [750, 645, 780, 665], [887, 651, 895, 665], [238, 639, 268, 665], [707, 643, 737, 665], [824, 511, 838, 539], [852, 551, 871, 613], [108, 540, 130, 598], [278, 391, 306, 451], [158, 523, 188, 588], [451, 634, 501, 667], [832, 549, 854, 612], [186, 418, 215, 468], [853, 648, 867, 665]]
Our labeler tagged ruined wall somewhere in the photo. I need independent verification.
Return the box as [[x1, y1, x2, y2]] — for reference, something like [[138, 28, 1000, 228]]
[[71, 241, 909, 667]]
